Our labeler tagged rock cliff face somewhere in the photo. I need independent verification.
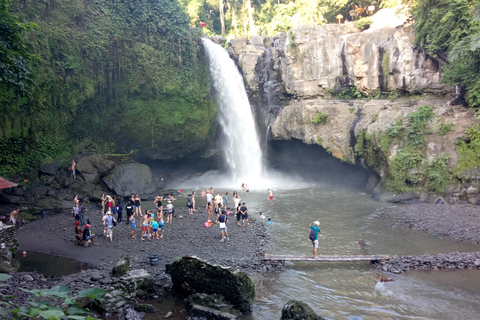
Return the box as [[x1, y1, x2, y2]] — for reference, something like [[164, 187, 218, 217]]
[[227, 13, 449, 103], [226, 12, 478, 199]]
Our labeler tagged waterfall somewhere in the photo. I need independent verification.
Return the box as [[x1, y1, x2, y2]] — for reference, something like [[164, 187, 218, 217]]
[[202, 38, 263, 184]]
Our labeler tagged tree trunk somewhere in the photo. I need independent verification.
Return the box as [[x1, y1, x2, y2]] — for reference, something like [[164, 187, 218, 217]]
[[227, 0, 238, 36], [246, 0, 255, 36], [219, 0, 225, 35]]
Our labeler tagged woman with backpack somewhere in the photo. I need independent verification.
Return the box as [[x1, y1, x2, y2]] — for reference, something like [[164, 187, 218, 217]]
[[309, 221, 321, 258]]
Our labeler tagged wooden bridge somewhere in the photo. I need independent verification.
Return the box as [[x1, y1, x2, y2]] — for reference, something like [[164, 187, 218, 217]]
[[264, 254, 391, 262]]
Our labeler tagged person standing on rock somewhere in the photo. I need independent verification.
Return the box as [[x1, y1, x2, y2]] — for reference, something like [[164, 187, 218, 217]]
[[134, 195, 142, 217], [154, 195, 163, 218], [75, 221, 83, 245], [219, 210, 229, 242], [222, 192, 228, 211], [129, 214, 136, 239], [212, 198, 219, 223], [187, 194, 194, 215], [79, 203, 86, 226], [101, 194, 106, 213], [125, 201, 134, 224], [157, 207, 164, 238], [141, 210, 151, 240], [309, 221, 321, 258], [240, 202, 249, 226], [166, 201, 174, 224], [236, 203, 242, 225], [116, 201, 123, 223], [206, 190, 213, 210], [69, 159, 76, 180], [102, 210, 116, 242], [191, 191, 196, 211]]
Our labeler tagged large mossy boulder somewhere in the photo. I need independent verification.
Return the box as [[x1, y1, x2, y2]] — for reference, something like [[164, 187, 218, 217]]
[[103, 163, 156, 199], [280, 300, 325, 320], [165, 256, 255, 312], [112, 257, 130, 277]]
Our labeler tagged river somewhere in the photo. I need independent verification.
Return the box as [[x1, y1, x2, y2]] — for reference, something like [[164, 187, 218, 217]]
[[190, 183, 480, 320]]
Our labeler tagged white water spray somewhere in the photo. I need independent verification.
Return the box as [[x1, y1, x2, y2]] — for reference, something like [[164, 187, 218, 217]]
[[202, 38, 264, 185]]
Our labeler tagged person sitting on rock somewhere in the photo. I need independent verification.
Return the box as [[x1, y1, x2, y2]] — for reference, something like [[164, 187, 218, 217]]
[[82, 224, 95, 247]]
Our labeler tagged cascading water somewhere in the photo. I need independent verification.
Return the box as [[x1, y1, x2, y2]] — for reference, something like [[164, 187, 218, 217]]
[[202, 38, 263, 184]]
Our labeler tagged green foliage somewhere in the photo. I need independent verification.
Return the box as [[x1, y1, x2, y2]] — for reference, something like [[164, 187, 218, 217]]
[[413, 0, 480, 107], [455, 125, 480, 173], [355, 107, 452, 193], [0, 0, 37, 95], [371, 112, 378, 122], [406, 105, 434, 149], [313, 112, 329, 124], [354, 17, 372, 30], [438, 123, 453, 135], [336, 86, 365, 99], [0, 280, 106, 320], [0, 0, 214, 176]]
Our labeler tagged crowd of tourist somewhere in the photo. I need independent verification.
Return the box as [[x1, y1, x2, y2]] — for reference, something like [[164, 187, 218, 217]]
[[72, 185, 274, 247]]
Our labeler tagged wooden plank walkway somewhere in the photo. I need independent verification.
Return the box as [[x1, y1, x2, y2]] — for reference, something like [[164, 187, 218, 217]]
[[264, 254, 391, 262]]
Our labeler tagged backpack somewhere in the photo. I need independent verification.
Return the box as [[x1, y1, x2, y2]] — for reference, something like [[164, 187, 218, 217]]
[[187, 196, 192, 207], [309, 228, 316, 241]]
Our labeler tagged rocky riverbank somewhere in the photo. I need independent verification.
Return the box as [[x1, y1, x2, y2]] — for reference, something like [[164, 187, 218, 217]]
[[0, 203, 282, 319], [371, 203, 480, 244], [370, 203, 480, 273]]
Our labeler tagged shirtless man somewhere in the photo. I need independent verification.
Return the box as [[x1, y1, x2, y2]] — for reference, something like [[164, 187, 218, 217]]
[[212, 199, 219, 223], [141, 210, 151, 241], [9, 208, 19, 225], [70, 160, 76, 180], [157, 207, 164, 238], [268, 189, 273, 200]]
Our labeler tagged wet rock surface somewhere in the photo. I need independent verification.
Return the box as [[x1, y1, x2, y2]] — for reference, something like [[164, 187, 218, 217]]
[[280, 300, 326, 320], [373, 251, 480, 273]]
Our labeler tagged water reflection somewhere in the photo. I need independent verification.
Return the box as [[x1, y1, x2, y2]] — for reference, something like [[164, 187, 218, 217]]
[[15, 251, 91, 277]]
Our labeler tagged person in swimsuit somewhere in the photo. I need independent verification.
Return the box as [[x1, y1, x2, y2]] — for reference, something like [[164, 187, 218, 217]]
[[191, 191, 196, 211], [154, 195, 163, 218], [70, 160, 76, 180], [201, 190, 206, 197], [134, 195, 142, 217], [157, 207, 164, 238], [151, 214, 159, 239], [141, 210, 150, 240], [130, 214, 136, 238], [213, 198, 220, 223], [268, 189, 273, 200]]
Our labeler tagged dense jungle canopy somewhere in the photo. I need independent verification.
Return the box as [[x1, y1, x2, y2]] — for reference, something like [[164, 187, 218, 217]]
[[0, 0, 479, 178]]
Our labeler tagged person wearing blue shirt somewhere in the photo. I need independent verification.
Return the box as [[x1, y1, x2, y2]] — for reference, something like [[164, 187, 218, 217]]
[[309, 221, 321, 258]]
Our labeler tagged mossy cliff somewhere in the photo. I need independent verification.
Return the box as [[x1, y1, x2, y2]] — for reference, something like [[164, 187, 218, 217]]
[[0, 0, 216, 177], [271, 98, 480, 201]]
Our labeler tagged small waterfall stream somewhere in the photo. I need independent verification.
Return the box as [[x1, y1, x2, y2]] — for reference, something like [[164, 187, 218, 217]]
[[202, 38, 263, 184]]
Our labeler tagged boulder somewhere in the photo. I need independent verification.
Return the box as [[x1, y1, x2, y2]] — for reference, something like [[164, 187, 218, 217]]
[[103, 163, 157, 199], [166, 256, 255, 312], [280, 300, 325, 320], [76, 155, 116, 183], [112, 257, 130, 277], [119, 269, 153, 293], [186, 293, 239, 319], [39, 160, 63, 176]]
